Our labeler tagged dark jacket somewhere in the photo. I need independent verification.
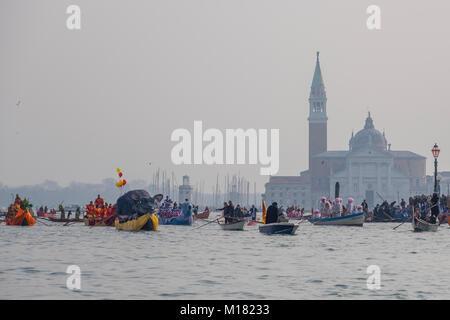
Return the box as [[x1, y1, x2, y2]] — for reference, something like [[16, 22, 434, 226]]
[[266, 205, 279, 224], [225, 205, 234, 217]]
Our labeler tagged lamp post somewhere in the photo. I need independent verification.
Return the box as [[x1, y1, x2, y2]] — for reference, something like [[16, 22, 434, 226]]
[[431, 143, 440, 193]]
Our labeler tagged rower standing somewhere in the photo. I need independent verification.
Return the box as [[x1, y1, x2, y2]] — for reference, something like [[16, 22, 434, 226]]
[[266, 202, 279, 224], [94, 194, 104, 208], [249, 205, 257, 221], [182, 199, 192, 217], [224, 201, 235, 224]]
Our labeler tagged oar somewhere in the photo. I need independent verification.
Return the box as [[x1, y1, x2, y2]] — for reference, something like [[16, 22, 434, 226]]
[[35, 218, 50, 226], [196, 218, 218, 223], [193, 217, 221, 230], [64, 218, 83, 226], [393, 218, 410, 230]]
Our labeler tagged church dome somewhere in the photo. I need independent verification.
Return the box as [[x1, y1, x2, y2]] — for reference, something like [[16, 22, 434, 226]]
[[350, 113, 387, 152]]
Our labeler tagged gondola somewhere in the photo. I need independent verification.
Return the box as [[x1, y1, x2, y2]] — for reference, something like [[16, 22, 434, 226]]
[[258, 222, 299, 235], [218, 219, 246, 231], [308, 212, 365, 226]]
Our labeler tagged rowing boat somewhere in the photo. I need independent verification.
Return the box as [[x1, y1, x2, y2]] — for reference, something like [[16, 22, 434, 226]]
[[247, 219, 260, 226], [308, 212, 365, 226], [258, 222, 299, 235], [412, 217, 438, 232], [115, 213, 158, 231], [37, 211, 56, 218], [218, 220, 246, 231], [48, 217, 83, 223], [193, 210, 210, 220]]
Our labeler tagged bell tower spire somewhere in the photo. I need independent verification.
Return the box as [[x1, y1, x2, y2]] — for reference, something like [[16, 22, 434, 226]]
[[308, 51, 328, 170]]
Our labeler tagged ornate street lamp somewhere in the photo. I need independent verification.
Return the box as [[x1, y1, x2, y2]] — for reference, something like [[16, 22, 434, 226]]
[[431, 143, 440, 193]]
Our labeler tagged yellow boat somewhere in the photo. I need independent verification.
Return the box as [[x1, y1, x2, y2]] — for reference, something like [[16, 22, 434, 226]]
[[115, 213, 158, 231]]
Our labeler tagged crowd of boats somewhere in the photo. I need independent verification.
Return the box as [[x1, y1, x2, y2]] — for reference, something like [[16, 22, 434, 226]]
[[1, 190, 449, 234]]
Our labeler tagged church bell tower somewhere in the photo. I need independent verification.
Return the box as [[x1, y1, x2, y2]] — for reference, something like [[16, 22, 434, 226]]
[[308, 52, 328, 170]]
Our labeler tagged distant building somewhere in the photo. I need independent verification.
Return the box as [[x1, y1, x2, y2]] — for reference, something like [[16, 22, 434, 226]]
[[178, 175, 193, 202], [263, 52, 428, 209]]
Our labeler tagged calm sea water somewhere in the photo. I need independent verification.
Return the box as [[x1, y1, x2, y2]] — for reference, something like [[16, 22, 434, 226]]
[[1, 212, 449, 300]]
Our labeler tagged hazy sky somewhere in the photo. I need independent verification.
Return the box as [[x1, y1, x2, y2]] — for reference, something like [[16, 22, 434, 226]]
[[1, 0, 449, 192]]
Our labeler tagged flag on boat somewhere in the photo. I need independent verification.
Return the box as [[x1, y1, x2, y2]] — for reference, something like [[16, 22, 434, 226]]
[[261, 200, 267, 224]]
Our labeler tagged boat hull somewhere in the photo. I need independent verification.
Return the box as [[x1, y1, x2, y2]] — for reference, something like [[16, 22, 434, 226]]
[[193, 211, 210, 219], [247, 220, 260, 226], [48, 217, 83, 223], [84, 215, 116, 227], [309, 212, 365, 226], [159, 215, 193, 226], [115, 213, 154, 231], [219, 220, 246, 231], [258, 222, 299, 235], [412, 218, 438, 232]]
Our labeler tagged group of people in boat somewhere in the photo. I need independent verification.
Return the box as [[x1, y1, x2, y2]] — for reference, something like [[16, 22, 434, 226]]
[[5, 194, 36, 226], [157, 195, 209, 219], [219, 201, 258, 223], [369, 193, 450, 224], [85, 194, 114, 220], [410, 193, 448, 225], [37, 206, 57, 216], [311, 197, 364, 219]]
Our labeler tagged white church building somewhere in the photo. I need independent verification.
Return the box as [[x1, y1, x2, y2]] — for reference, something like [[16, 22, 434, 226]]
[[263, 53, 427, 209]]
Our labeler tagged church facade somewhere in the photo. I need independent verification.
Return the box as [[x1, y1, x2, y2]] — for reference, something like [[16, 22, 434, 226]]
[[263, 53, 428, 209]]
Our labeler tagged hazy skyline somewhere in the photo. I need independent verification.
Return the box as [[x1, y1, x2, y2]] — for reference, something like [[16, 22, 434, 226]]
[[1, 0, 450, 193]]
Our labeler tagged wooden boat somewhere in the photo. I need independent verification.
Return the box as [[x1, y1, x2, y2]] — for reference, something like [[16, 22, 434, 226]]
[[48, 217, 83, 223], [193, 210, 210, 220], [308, 212, 365, 227], [412, 217, 438, 232], [218, 219, 246, 231], [247, 219, 260, 226], [37, 211, 56, 218], [115, 213, 157, 231], [258, 222, 299, 235]]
